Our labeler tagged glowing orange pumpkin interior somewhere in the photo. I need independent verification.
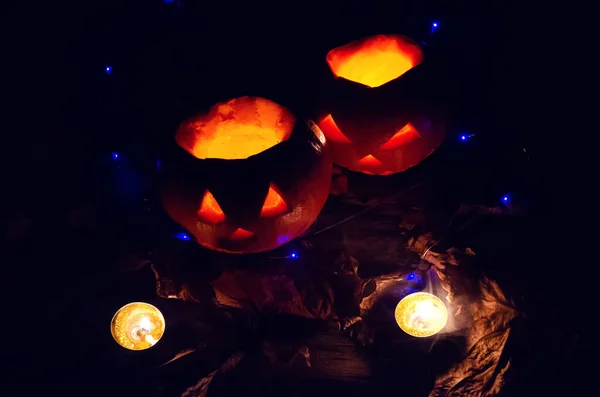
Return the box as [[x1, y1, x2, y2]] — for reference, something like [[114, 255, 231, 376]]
[[319, 114, 421, 151], [177, 97, 296, 160], [326, 34, 424, 88], [318, 115, 352, 144], [260, 184, 288, 217], [230, 228, 254, 240], [358, 155, 383, 169], [198, 190, 225, 225], [197, 184, 288, 225], [380, 123, 421, 150]]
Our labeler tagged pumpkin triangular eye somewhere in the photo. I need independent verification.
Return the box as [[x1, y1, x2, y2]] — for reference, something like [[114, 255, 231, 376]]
[[260, 184, 288, 217], [318, 114, 353, 144], [198, 190, 225, 224], [380, 123, 421, 150]]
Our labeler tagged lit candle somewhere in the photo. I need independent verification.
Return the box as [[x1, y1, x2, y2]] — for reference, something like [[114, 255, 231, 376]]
[[395, 292, 448, 337], [110, 302, 165, 350]]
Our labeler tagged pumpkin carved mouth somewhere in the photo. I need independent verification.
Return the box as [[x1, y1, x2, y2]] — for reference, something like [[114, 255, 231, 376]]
[[326, 34, 424, 88], [176, 96, 296, 160], [356, 155, 393, 175], [358, 154, 383, 169], [230, 228, 254, 241]]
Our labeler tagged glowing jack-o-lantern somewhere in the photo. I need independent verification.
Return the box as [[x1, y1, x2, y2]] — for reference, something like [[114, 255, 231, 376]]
[[395, 292, 448, 337], [317, 34, 446, 175], [160, 96, 332, 253], [111, 302, 165, 350]]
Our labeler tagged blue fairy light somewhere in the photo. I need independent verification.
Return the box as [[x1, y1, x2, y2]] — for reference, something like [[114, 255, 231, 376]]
[[105, 66, 113, 74], [174, 232, 191, 241], [459, 133, 475, 142]]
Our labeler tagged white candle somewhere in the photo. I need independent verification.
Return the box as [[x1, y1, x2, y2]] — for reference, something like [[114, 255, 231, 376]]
[[111, 302, 165, 350], [395, 292, 448, 337]]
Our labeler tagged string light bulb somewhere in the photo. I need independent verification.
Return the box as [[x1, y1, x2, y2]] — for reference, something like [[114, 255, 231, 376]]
[[459, 133, 475, 142], [174, 232, 190, 241], [395, 292, 448, 337], [110, 302, 165, 350]]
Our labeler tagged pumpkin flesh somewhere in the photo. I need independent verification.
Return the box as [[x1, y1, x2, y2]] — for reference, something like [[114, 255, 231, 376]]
[[326, 34, 424, 88], [176, 97, 296, 160]]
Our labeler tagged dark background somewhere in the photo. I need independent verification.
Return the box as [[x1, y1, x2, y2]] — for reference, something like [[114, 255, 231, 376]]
[[7, 0, 547, 244], [5, 1, 582, 396], [8, 0, 540, 187]]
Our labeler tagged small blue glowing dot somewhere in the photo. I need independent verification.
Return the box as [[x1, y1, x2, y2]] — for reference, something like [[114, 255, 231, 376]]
[[502, 194, 510, 203], [433, 23, 438, 27], [175, 232, 190, 241], [105, 66, 113, 74], [112, 152, 119, 160], [291, 253, 297, 258], [460, 135, 467, 141], [407, 272, 415, 280]]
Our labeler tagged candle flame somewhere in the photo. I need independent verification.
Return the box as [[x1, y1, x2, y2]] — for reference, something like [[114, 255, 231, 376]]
[[145, 334, 158, 345], [139, 316, 152, 331]]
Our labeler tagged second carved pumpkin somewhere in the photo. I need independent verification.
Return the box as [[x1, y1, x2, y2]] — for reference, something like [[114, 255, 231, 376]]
[[317, 34, 446, 175]]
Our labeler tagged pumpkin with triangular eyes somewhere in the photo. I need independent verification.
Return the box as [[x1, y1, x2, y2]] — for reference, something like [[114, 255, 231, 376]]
[[159, 96, 332, 254], [317, 34, 446, 175]]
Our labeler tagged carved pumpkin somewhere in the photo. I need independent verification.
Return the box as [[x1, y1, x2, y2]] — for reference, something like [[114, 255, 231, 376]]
[[160, 96, 332, 254], [317, 34, 446, 175]]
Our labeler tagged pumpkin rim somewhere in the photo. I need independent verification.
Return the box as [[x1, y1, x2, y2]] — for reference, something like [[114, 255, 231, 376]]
[[326, 34, 424, 88], [175, 96, 296, 160]]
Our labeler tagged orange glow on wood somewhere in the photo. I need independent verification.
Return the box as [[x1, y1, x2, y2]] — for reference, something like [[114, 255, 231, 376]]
[[177, 97, 296, 160], [318, 114, 352, 144], [198, 190, 225, 224], [380, 123, 421, 150], [326, 34, 424, 88], [357, 154, 383, 168], [230, 228, 254, 241], [261, 184, 288, 217]]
